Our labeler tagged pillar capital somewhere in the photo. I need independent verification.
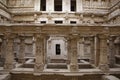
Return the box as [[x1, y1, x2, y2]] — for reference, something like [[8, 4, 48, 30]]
[[89, 36, 94, 41], [4, 32, 16, 40], [109, 36, 116, 41], [98, 34, 108, 40], [35, 33, 45, 39]]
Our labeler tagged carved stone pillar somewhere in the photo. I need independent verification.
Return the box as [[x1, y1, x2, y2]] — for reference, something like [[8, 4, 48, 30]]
[[76, 0, 83, 12], [34, 34, 45, 73], [98, 34, 109, 72], [4, 33, 15, 71], [63, 0, 70, 12], [69, 34, 78, 72], [46, 0, 54, 12], [109, 36, 116, 68], [94, 35, 100, 67], [18, 36, 25, 63], [34, 0, 40, 11], [89, 36, 95, 65]]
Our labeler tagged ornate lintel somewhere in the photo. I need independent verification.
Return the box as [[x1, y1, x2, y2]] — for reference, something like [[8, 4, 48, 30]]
[[98, 34, 108, 40]]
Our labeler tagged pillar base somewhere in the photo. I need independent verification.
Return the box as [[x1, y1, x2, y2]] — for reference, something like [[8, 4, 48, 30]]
[[90, 59, 95, 65], [34, 63, 44, 73], [18, 59, 25, 63], [109, 59, 115, 68], [66, 60, 70, 64], [4, 63, 15, 71], [99, 64, 109, 72], [70, 64, 78, 72]]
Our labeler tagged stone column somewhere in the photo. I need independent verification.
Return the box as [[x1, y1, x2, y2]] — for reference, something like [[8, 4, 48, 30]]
[[63, 0, 70, 12], [99, 34, 109, 72], [69, 34, 78, 72], [76, 0, 83, 12], [79, 37, 84, 59], [4, 33, 15, 71], [34, 34, 45, 73], [18, 36, 25, 63], [89, 36, 95, 65], [46, 0, 54, 12], [94, 35, 100, 67], [109, 36, 116, 68], [34, 0, 40, 11]]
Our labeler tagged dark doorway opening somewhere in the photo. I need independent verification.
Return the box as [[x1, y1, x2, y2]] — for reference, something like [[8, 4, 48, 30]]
[[56, 44, 61, 55], [40, 0, 46, 11], [54, 0, 62, 11], [71, 0, 76, 11]]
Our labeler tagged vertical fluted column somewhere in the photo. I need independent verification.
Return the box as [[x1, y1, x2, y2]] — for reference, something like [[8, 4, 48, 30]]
[[94, 35, 100, 67], [34, 0, 40, 11], [109, 36, 116, 68], [99, 34, 109, 72], [90, 36, 95, 65], [18, 36, 25, 63], [4, 33, 15, 71], [69, 34, 78, 72], [34, 34, 45, 73]]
